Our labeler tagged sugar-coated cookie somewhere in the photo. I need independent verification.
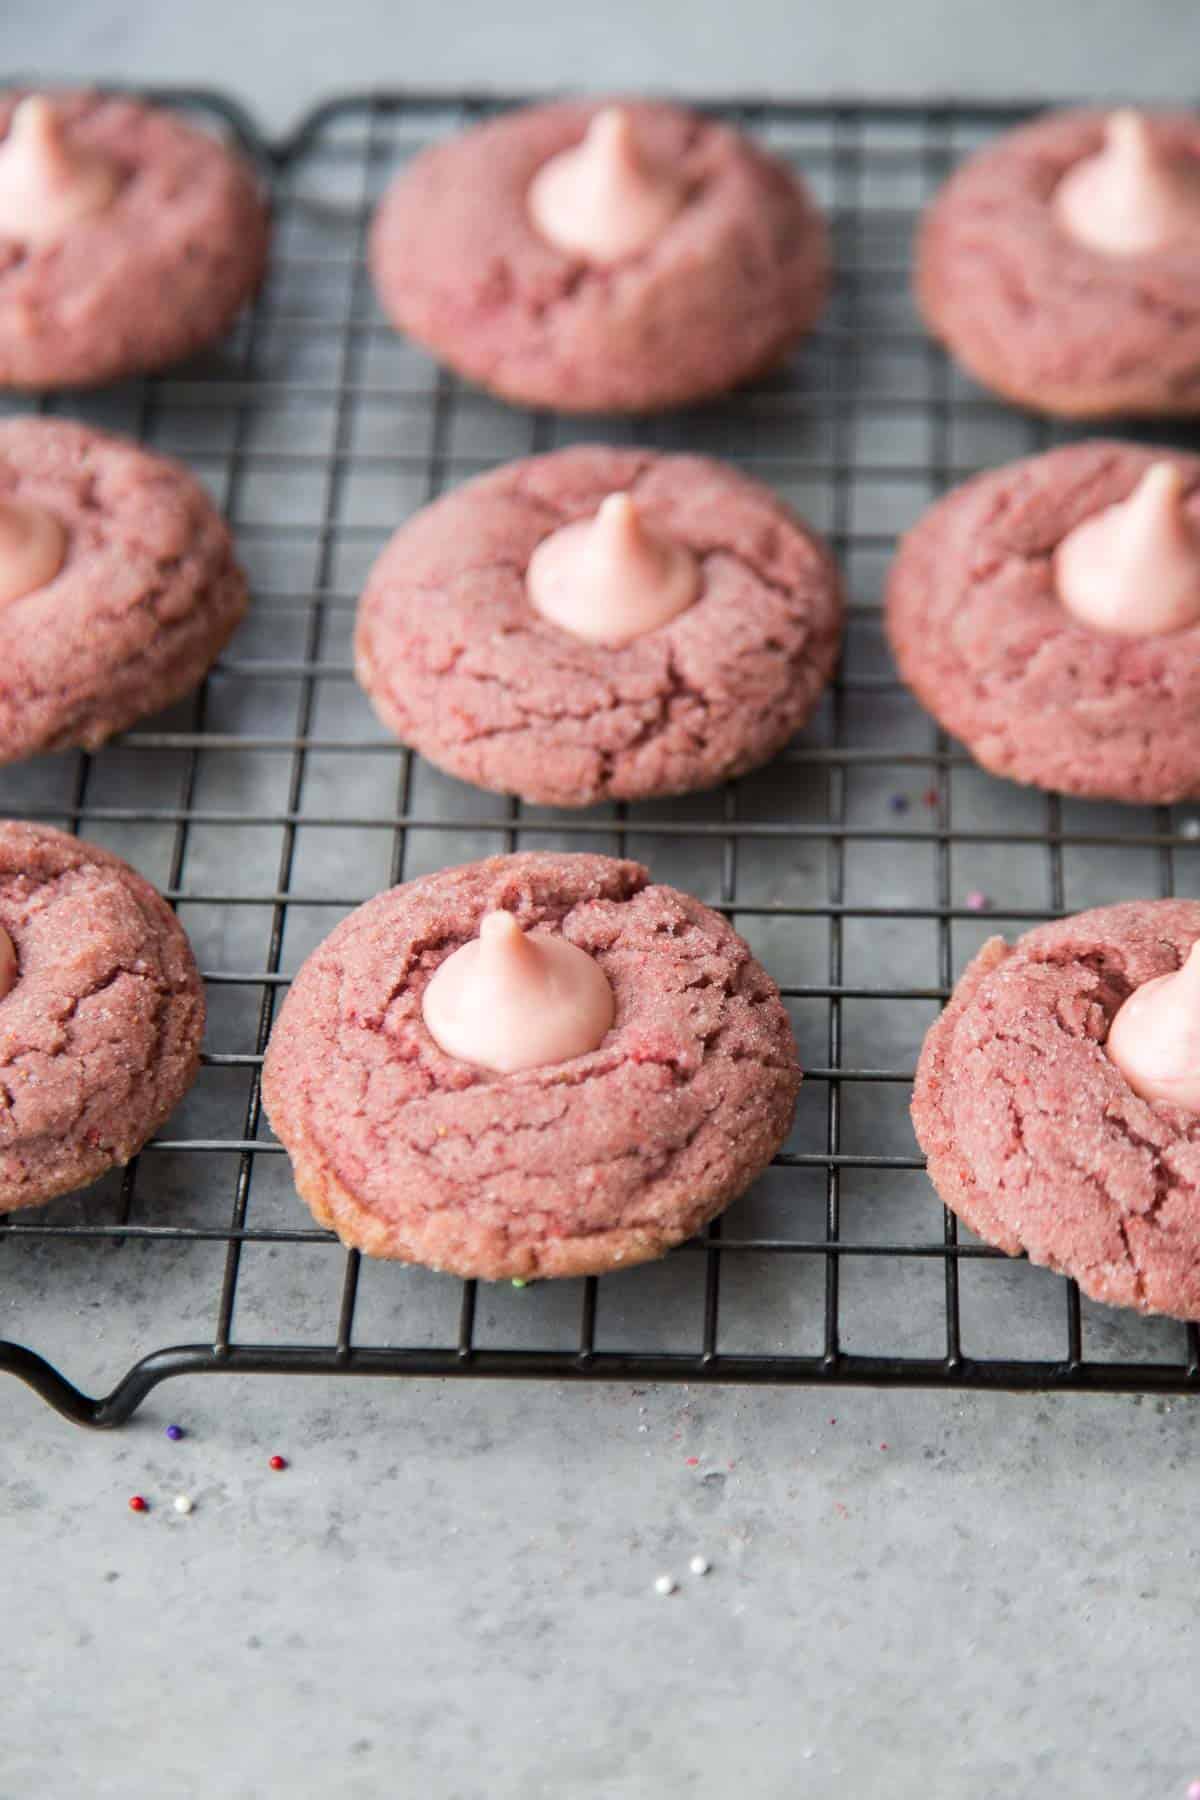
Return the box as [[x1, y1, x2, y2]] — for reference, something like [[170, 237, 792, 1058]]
[[369, 98, 829, 413], [913, 901, 1200, 1320], [356, 446, 843, 807], [0, 417, 247, 762], [262, 853, 801, 1281], [0, 822, 204, 1215], [885, 441, 1200, 804], [917, 108, 1200, 417], [0, 89, 268, 390]]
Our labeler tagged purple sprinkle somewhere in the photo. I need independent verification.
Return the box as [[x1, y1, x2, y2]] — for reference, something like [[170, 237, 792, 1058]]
[[165, 1424, 184, 1442], [965, 890, 990, 913], [889, 794, 910, 814], [1187, 1783, 1200, 1800]]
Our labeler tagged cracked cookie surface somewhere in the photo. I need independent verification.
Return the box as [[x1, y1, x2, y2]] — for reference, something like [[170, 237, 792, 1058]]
[[917, 109, 1200, 417], [0, 821, 204, 1214], [261, 852, 801, 1280], [885, 440, 1200, 804], [0, 90, 268, 390], [0, 417, 247, 762], [913, 900, 1200, 1319], [355, 446, 843, 807], [369, 98, 829, 413]]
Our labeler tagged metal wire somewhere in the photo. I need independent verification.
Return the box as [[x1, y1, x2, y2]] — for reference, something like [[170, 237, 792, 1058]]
[[2, 89, 1199, 1427]]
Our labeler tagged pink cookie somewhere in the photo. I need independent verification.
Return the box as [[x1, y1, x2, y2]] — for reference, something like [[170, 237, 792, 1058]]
[[913, 900, 1200, 1320], [917, 108, 1200, 418], [885, 440, 1200, 804], [368, 98, 830, 414], [261, 853, 801, 1282], [0, 89, 268, 390], [0, 417, 247, 763], [0, 822, 204, 1215], [355, 446, 843, 808]]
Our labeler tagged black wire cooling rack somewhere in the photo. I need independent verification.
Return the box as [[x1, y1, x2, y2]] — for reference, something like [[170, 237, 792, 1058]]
[[3, 88, 1200, 1429]]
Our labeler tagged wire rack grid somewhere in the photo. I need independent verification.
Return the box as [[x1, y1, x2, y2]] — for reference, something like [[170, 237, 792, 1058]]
[[2, 88, 1199, 1429]]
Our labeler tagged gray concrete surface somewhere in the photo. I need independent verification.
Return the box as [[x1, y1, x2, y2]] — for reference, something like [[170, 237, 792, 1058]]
[[3, 1374, 1199, 1800], [8, 0, 1200, 134], [4, 6, 1200, 1799]]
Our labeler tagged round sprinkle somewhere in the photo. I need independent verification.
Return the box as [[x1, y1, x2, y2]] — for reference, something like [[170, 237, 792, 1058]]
[[511, 1278, 527, 1289], [689, 1555, 710, 1576], [1182, 819, 1200, 841], [888, 794, 910, 814], [965, 890, 990, 913], [685, 1456, 699, 1467], [268, 1455, 288, 1472], [128, 1495, 148, 1513], [173, 1495, 193, 1515], [653, 1574, 677, 1597], [1188, 1784, 1200, 1800], [165, 1424, 184, 1442]]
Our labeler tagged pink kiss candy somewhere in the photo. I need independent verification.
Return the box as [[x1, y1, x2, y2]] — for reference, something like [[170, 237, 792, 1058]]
[[1055, 462, 1200, 637], [1107, 941, 1200, 1112], [526, 491, 699, 646], [0, 96, 120, 246], [422, 910, 615, 1074], [0, 495, 66, 607], [1055, 109, 1200, 256], [0, 926, 15, 1000], [528, 106, 684, 264]]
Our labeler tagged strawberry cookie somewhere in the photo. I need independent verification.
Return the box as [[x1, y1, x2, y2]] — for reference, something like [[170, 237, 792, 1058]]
[[914, 900, 1200, 1319], [369, 98, 829, 412], [356, 445, 843, 807], [262, 853, 801, 1281], [0, 416, 247, 762], [917, 108, 1200, 417], [886, 440, 1200, 803], [0, 89, 268, 389], [0, 822, 204, 1215]]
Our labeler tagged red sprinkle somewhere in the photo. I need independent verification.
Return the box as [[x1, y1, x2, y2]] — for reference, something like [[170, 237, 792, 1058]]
[[923, 788, 938, 808], [685, 1457, 699, 1467], [268, 1455, 288, 1472], [128, 1495, 148, 1513], [880, 1443, 890, 1452]]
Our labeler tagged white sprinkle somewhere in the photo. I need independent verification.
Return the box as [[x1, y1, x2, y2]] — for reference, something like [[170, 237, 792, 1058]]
[[173, 1494, 193, 1515], [1182, 818, 1200, 840], [689, 1555, 710, 1577], [653, 1574, 677, 1596]]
